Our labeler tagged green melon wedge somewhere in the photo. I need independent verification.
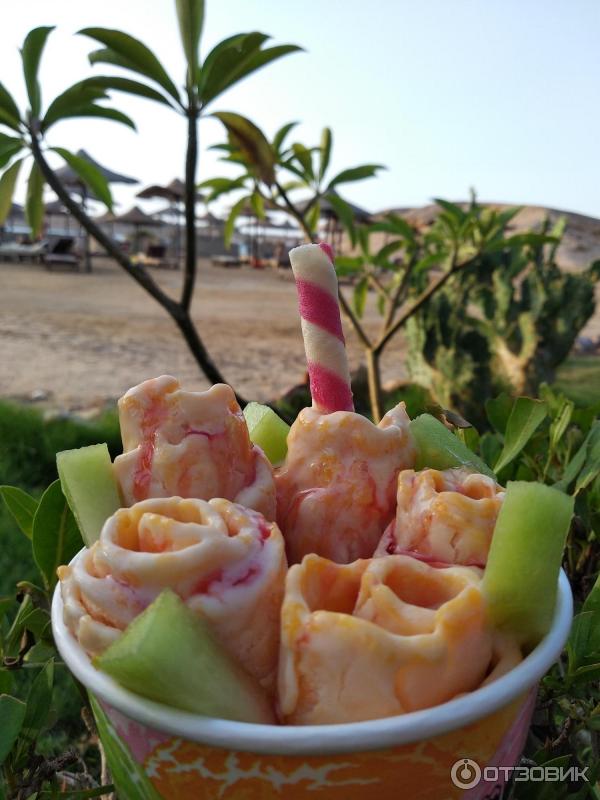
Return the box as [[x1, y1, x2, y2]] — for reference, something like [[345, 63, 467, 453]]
[[482, 481, 574, 648], [95, 589, 275, 724], [56, 444, 121, 547], [243, 402, 290, 466], [410, 413, 495, 478]]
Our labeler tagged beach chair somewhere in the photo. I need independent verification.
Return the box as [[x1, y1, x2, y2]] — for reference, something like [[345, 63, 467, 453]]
[[43, 237, 81, 271], [131, 244, 178, 270]]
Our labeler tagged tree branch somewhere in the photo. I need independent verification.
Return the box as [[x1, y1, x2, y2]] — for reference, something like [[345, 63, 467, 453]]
[[181, 94, 198, 311], [30, 132, 239, 395], [30, 133, 177, 313], [374, 252, 479, 356]]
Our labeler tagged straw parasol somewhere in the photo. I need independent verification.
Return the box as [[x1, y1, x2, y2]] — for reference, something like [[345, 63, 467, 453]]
[[136, 179, 204, 266], [112, 205, 163, 253]]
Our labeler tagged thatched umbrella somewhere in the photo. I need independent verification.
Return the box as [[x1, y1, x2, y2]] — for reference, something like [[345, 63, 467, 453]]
[[136, 179, 204, 266], [54, 149, 138, 271], [112, 205, 163, 253]]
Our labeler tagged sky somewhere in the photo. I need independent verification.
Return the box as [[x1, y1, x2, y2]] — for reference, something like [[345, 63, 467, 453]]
[[2, 0, 600, 217]]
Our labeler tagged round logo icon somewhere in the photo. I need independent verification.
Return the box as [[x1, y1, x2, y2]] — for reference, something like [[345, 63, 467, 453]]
[[451, 758, 482, 789]]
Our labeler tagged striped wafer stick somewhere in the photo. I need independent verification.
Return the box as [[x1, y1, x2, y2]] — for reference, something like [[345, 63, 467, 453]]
[[289, 242, 354, 413]]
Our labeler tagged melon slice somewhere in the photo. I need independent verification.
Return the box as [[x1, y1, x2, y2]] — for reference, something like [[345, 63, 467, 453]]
[[57, 444, 121, 547], [243, 402, 290, 465], [482, 481, 574, 648], [95, 589, 275, 724], [410, 414, 495, 478]]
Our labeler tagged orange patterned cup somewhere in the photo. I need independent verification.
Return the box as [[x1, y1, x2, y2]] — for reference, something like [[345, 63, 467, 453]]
[[52, 571, 572, 800]]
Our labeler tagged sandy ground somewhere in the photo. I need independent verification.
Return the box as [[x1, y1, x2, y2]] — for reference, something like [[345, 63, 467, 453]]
[[0, 258, 407, 409], [1, 228, 598, 411]]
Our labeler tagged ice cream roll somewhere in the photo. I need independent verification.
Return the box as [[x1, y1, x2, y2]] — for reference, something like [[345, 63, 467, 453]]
[[278, 554, 517, 725], [113, 376, 276, 520], [276, 402, 416, 564], [58, 497, 287, 693], [376, 467, 505, 567]]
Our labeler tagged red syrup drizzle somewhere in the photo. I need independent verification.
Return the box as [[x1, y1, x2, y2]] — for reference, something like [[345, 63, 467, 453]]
[[132, 393, 170, 502]]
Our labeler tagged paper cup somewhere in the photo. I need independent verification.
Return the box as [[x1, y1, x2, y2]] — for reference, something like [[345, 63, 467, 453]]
[[52, 569, 572, 800]]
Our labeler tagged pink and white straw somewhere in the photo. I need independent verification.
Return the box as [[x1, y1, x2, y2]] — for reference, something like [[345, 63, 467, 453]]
[[289, 242, 354, 413]]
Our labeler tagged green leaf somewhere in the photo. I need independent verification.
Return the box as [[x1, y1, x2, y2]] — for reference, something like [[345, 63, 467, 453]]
[[250, 190, 264, 219], [0, 82, 22, 131], [0, 486, 38, 539], [32, 480, 82, 591], [200, 33, 266, 96], [554, 420, 600, 493], [47, 103, 136, 130], [574, 421, 600, 494], [42, 80, 108, 131], [21, 26, 54, 118], [4, 595, 33, 657], [199, 32, 301, 107], [0, 671, 14, 695], [77, 76, 172, 107], [79, 28, 180, 103], [493, 397, 548, 474], [212, 112, 275, 185], [0, 134, 24, 169], [0, 695, 27, 765], [353, 276, 368, 318], [327, 163, 383, 190], [318, 127, 332, 183], [549, 398, 574, 451], [15, 660, 54, 761], [25, 161, 44, 239], [224, 195, 248, 248], [305, 201, 320, 236], [291, 143, 314, 182], [369, 214, 416, 241], [583, 573, 600, 616], [326, 192, 356, 245], [90, 696, 163, 800], [485, 393, 514, 435], [198, 175, 248, 202], [51, 147, 113, 209], [272, 121, 298, 155], [375, 240, 405, 263], [335, 256, 363, 276], [176, 0, 204, 81], [0, 159, 23, 224], [433, 197, 466, 222]]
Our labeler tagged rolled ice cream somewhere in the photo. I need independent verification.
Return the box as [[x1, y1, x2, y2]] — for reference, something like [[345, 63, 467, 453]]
[[58, 496, 287, 692], [278, 553, 519, 724], [276, 403, 416, 565], [113, 376, 275, 520], [376, 468, 505, 567]]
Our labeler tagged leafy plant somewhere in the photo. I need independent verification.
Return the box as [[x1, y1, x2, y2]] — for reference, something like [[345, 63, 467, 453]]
[[0, 484, 115, 797], [0, 1, 300, 399], [403, 201, 599, 422]]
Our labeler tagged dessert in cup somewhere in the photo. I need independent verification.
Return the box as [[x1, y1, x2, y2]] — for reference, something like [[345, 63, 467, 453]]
[[52, 242, 574, 799]]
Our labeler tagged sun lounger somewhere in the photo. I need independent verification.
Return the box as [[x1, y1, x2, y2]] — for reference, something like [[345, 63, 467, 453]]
[[43, 237, 81, 271], [131, 244, 178, 270], [0, 240, 48, 262]]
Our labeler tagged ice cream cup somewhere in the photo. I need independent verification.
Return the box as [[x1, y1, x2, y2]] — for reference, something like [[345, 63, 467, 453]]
[[52, 567, 572, 800]]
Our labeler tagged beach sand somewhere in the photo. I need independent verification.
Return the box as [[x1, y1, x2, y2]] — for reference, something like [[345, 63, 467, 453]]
[[0, 258, 406, 409]]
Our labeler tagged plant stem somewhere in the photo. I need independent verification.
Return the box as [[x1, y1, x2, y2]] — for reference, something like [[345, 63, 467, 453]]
[[374, 253, 478, 356], [365, 348, 383, 422], [181, 94, 197, 311], [30, 132, 238, 395]]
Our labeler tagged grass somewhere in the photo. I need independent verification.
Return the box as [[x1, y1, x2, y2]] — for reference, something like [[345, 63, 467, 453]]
[[555, 356, 600, 408]]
